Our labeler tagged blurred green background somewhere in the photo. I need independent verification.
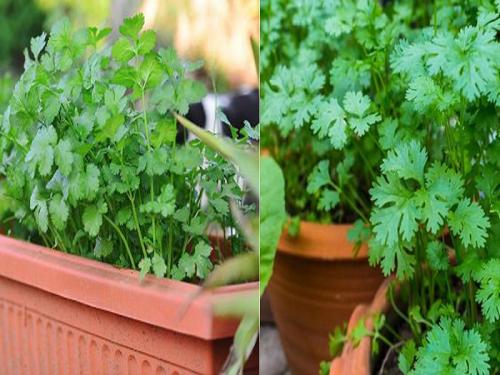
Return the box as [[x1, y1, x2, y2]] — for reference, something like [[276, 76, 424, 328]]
[[0, 0, 259, 109]]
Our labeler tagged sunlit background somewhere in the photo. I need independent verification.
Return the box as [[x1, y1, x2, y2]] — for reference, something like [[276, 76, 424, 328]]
[[0, 0, 259, 109]]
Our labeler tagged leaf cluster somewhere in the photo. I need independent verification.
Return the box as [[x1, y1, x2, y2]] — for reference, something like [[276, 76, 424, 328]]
[[0, 14, 253, 282]]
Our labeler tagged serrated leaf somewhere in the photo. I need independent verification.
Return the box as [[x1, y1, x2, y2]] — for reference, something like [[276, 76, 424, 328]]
[[318, 189, 339, 211], [119, 13, 145, 39], [449, 198, 490, 248], [139, 257, 151, 280], [476, 259, 500, 323], [55, 139, 74, 176], [307, 160, 331, 194], [381, 141, 427, 184], [112, 37, 135, 62], [49, 194, 69, 230], [83, 204, 104, 237], [138, 30, 157, 54], [152, 253, 167, 277]]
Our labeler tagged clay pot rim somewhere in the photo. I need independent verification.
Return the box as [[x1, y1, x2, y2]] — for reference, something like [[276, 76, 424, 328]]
[[0, 234, 257, 340], [278, 221, 370, 261]]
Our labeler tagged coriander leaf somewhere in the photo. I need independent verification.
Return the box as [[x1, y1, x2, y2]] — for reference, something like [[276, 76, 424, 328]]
[[192, 241, 213, 279], [476, 259, 500, 323], [311, 98, 347, 149], [318, 189, 339, 211], [411, 318, 490, 375], [26, 126, 58, 177], [30, 32, 47, 60], [139, 257, 151, 280], [449, 198, 490, 248], [112, 37, 135, 62], [119, 13, 145, 39], [398, 340, 416, 374], [307, 160, 331, 194], [416, 163, 464, 233], [151, 119, 176, 147], [425, 241, 449, 271], [54, 139, 74, 176], [328, 325, 347, 357], [211, 197, 229, 215], [93, 237, 113, 258], [343, 91, 381, 136], [82, 203, 107, 237], [49, 194, 69, 230], [381, 141, 427, 184], [370, 174, 421, 245], [151, 252, 167, 277], [137, 30, 157, 55]]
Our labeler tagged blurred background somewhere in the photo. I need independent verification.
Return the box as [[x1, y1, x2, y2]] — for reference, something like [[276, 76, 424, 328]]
[[0, 0, 259, 109]]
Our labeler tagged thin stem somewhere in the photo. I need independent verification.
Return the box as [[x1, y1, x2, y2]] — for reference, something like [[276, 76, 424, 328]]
[[103, 215, 136, 269], [128, 193, 147, 258], [328, 181, 369, 222]]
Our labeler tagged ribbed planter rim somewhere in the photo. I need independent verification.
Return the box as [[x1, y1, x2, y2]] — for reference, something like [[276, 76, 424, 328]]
[[278, 221, 369, 260], [0, 234, 257, 341]]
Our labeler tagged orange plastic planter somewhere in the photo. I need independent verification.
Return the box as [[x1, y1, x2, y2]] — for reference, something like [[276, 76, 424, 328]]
[[268, 222, 384, 375], [329, 278, 392, 375], [0, 235, 258, 374]]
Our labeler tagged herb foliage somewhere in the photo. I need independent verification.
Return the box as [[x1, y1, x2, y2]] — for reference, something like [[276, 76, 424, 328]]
[[262, 0, 499, 373], [0, 14, 252, 282]]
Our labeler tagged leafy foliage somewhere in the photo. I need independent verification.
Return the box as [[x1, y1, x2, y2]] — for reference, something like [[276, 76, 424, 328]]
[[261, 0, 500, 373], [0, 14, 253, 282], [410, 318, 490, 375]]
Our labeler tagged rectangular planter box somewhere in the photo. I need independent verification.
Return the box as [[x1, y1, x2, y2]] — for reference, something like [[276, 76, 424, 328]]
[[0, 235, 258, 374]]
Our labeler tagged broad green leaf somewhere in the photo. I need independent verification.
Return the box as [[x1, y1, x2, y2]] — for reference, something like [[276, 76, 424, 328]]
[[259, 157, 286, 296], [119, 13, 145, 39]]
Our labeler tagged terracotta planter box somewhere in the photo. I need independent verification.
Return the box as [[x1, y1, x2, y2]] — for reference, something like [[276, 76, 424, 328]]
[[0, 235, 258, 374], [329, 278, 392, 375], [268, 222, 384, 375]]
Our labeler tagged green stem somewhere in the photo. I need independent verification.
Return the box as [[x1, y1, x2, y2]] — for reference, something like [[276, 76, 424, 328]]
[[128, 193, 147, 258], [328, 181, 369, 223], [103, 215, 136, 269]]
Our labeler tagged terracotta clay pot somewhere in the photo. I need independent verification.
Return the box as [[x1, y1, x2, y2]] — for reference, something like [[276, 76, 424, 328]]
[[329, 278, 392, 375], [0, 235, 258, 375], [268, 222, 384, 375]]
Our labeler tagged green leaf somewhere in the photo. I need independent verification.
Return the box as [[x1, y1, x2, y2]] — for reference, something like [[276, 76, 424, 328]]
[[310, 98, 347, 149], [95, 114, 125, 143], [260, 157, 286, 296], [49, 194, 69, 230], [307, 160, 331, 194], [411, 318, 490, 375], [318, 189, 340, 211], [398, 340, 416, 374], [93, 237, 113, 258], [476, 259, 500, 323], [416, 163, 464, 234], [138, 30, 157, 55], [139, 257, 151, 280], [381, 141, 427, 184], [328, 325, 347, 357], [425, 241, 449, 271], [54, 139, 74, 176], [30, 32, 47, 60], [119, 13, 145, 39], [111, 37, 135, 62], [370, 174, 420, 245], [152, 253, 167, 277], [82, 203, 107, 237], [343, 91, 381, 136], [26, 126, 58, 177], [449, 198, 490, 248], [151, 119, 177, 147]]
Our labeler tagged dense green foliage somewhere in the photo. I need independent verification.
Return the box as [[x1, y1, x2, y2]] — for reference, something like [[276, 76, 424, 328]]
[[262, 0, 499, 373], [0, 14, 252, 282]]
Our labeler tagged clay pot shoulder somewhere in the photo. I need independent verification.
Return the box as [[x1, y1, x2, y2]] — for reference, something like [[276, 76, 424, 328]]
[[0, 234, 258, 374]]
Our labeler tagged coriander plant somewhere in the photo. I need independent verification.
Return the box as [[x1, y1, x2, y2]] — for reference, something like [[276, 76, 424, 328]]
[[262, 0, 499, 373], [0, 14, 253, 282]]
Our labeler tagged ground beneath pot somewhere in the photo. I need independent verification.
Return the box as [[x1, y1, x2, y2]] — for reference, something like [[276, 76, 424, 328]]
[[259, 324, 290, 375]]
